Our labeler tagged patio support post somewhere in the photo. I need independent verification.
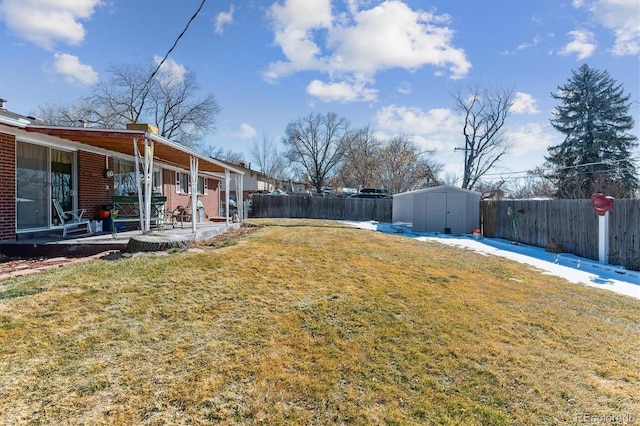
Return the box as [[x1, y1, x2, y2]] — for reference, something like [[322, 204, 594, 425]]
[[143, 138, 154, 233], [225, 169, 230, 225], [133, 137, 154, 234], [190, 156, 199, 233], [238, 173, 244, 221]]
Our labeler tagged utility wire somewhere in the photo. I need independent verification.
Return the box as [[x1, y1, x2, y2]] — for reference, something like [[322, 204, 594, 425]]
[[140, 0, 207, 100]]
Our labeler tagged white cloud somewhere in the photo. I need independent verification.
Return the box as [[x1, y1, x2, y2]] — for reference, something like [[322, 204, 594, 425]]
[[501, 35, 542, 56], [264, 0, 333, 81], [50, 53, 99, 86], [307, 79, 377, 102], [232, 123, 257, 139], [517, 35, 541, 51], [215, 5, 234, 35], [0, 0, 101, 50], [587, 0, 640, 56], [154, 56, 187, 88], [265, 0, 471, 103], [396, 82, 411, 94], [558, 29, 596, 60], [374, 104, 461, 152], [327, 1, 470, 78], [511, 92, 540, 115], [505, 122, 558, 167]]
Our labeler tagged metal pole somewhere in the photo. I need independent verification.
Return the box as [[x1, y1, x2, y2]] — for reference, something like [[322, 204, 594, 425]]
[[598, 212, 609, 264], [190, 156, 198, 233], [225, 169, 230, 225]]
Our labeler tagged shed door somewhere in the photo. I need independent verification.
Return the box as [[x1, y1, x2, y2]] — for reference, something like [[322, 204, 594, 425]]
[[446, 193, 467, 233], [425, 192, 447, 232]]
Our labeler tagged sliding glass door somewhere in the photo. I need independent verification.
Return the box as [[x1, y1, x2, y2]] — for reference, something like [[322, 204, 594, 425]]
[[16, 142, 75, 231], [51, 149, 74, 214]]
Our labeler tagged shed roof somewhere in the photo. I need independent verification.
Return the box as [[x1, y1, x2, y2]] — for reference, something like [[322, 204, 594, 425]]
[[392, 185, 481, 198], [24, 125, 243, 175]]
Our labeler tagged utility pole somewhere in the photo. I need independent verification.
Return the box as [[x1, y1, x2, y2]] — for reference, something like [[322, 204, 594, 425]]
[[454, 143, 469, 188]]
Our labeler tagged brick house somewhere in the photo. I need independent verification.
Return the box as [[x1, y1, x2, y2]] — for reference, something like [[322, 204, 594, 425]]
[[0, 108, 243, 241]]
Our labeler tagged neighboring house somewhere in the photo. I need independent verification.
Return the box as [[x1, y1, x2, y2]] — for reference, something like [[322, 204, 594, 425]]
[[0, 104, 243, 241], [222, 162, 309, 202], [219, 161, 310, 204], [220, 161, 276, 204]]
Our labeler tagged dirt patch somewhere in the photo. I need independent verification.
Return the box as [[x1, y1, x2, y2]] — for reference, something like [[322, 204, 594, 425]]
[[0, 224, 263, 281], [0, 251, 118, 281], [194, 222, 263, 249]]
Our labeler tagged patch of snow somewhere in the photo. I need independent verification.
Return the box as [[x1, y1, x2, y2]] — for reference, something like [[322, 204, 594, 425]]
[[344, 221, 640, 301]]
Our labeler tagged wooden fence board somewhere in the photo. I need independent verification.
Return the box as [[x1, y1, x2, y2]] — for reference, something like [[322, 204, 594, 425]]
[[251, 196, 637, 269], [481, 199, 639, 270], [250, 195, 392, 222]]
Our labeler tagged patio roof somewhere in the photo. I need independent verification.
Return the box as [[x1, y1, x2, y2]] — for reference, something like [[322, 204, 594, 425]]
[[25, 125, 244, 175]]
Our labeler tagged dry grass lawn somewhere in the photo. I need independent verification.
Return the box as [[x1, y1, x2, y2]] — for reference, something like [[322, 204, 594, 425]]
[[1, 219, 638, 425]]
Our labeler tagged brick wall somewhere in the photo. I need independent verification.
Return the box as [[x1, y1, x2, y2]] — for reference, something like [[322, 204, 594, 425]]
[[162, 169, 221, 220], [201, 177, 220, 218], [77, 151, 113, 219], [0, 131, 16, 240]]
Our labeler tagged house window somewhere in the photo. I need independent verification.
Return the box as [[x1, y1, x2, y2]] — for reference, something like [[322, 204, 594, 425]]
[[152, 169, 162, 194], [197, 176, 208, 195], [176, 172, 207, 194], [114, 159, 137, 196], [176, 172, 189, 194]]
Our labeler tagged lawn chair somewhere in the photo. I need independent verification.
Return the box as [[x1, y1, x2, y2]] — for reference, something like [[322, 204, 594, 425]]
[[168, 205, 191, 229], [52, 198, 92, 237]]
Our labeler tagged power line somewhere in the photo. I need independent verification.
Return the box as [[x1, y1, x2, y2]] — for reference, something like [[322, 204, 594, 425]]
[[480, 158, 640, 180], [141, 0, 207, 97]]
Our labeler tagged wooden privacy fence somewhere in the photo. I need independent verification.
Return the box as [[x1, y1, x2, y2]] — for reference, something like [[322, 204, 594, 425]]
[[250, 195, 392, 222], [481, 199, 639, 270]]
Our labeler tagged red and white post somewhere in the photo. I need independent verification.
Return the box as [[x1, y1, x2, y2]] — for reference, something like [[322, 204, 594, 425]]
[[591, 193, 614, 264]]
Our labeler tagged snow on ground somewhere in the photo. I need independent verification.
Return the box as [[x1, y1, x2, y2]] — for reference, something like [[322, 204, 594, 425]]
[[344, 221, 640, 301]]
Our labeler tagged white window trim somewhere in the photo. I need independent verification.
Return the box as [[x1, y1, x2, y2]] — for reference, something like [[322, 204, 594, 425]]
[[176, 172, 208, 195], [176, 171, 189, 194]]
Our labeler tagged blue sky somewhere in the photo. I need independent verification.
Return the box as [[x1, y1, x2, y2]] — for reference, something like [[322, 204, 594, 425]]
[[1, 0, 638, 183]]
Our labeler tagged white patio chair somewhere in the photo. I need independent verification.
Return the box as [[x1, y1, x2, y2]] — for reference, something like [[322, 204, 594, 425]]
[[52, 198, 92, 237]]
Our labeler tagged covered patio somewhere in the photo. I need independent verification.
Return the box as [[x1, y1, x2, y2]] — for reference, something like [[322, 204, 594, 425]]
[[23, 124, 245, 236]]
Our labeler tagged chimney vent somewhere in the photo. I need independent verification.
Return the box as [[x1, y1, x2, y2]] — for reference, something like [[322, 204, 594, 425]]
[[0, 99, 6, 110]]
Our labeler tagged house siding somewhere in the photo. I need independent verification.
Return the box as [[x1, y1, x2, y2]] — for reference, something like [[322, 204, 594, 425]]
[[0, 131, 16, 240]]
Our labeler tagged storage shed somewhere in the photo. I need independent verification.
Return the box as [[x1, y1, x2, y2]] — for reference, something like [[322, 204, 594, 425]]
[[392, 185, 481, 234]]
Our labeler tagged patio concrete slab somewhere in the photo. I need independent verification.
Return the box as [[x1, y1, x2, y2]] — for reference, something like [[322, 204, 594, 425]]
[[0, 222, 239, 258]]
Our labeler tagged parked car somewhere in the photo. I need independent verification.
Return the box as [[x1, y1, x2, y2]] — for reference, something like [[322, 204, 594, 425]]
[[350, 188, 391, 198]]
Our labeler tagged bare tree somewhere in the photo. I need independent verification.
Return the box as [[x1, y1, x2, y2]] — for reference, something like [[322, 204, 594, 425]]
[[378, 135, 442, 194], [36, 59, 221, 149], [506, 171, 555, 199], [249, 132, 288, 185], [283, 112, 351, 194], [473, 179, 507, 200], [337, 126, 383, 189], [36, 97, 120, 128], [203, 145, 245, 164], [453, 84, 515, 190]]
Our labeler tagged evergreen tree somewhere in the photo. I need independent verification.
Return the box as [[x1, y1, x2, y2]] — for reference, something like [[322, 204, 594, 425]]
[[546, 64, 638, 198]]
